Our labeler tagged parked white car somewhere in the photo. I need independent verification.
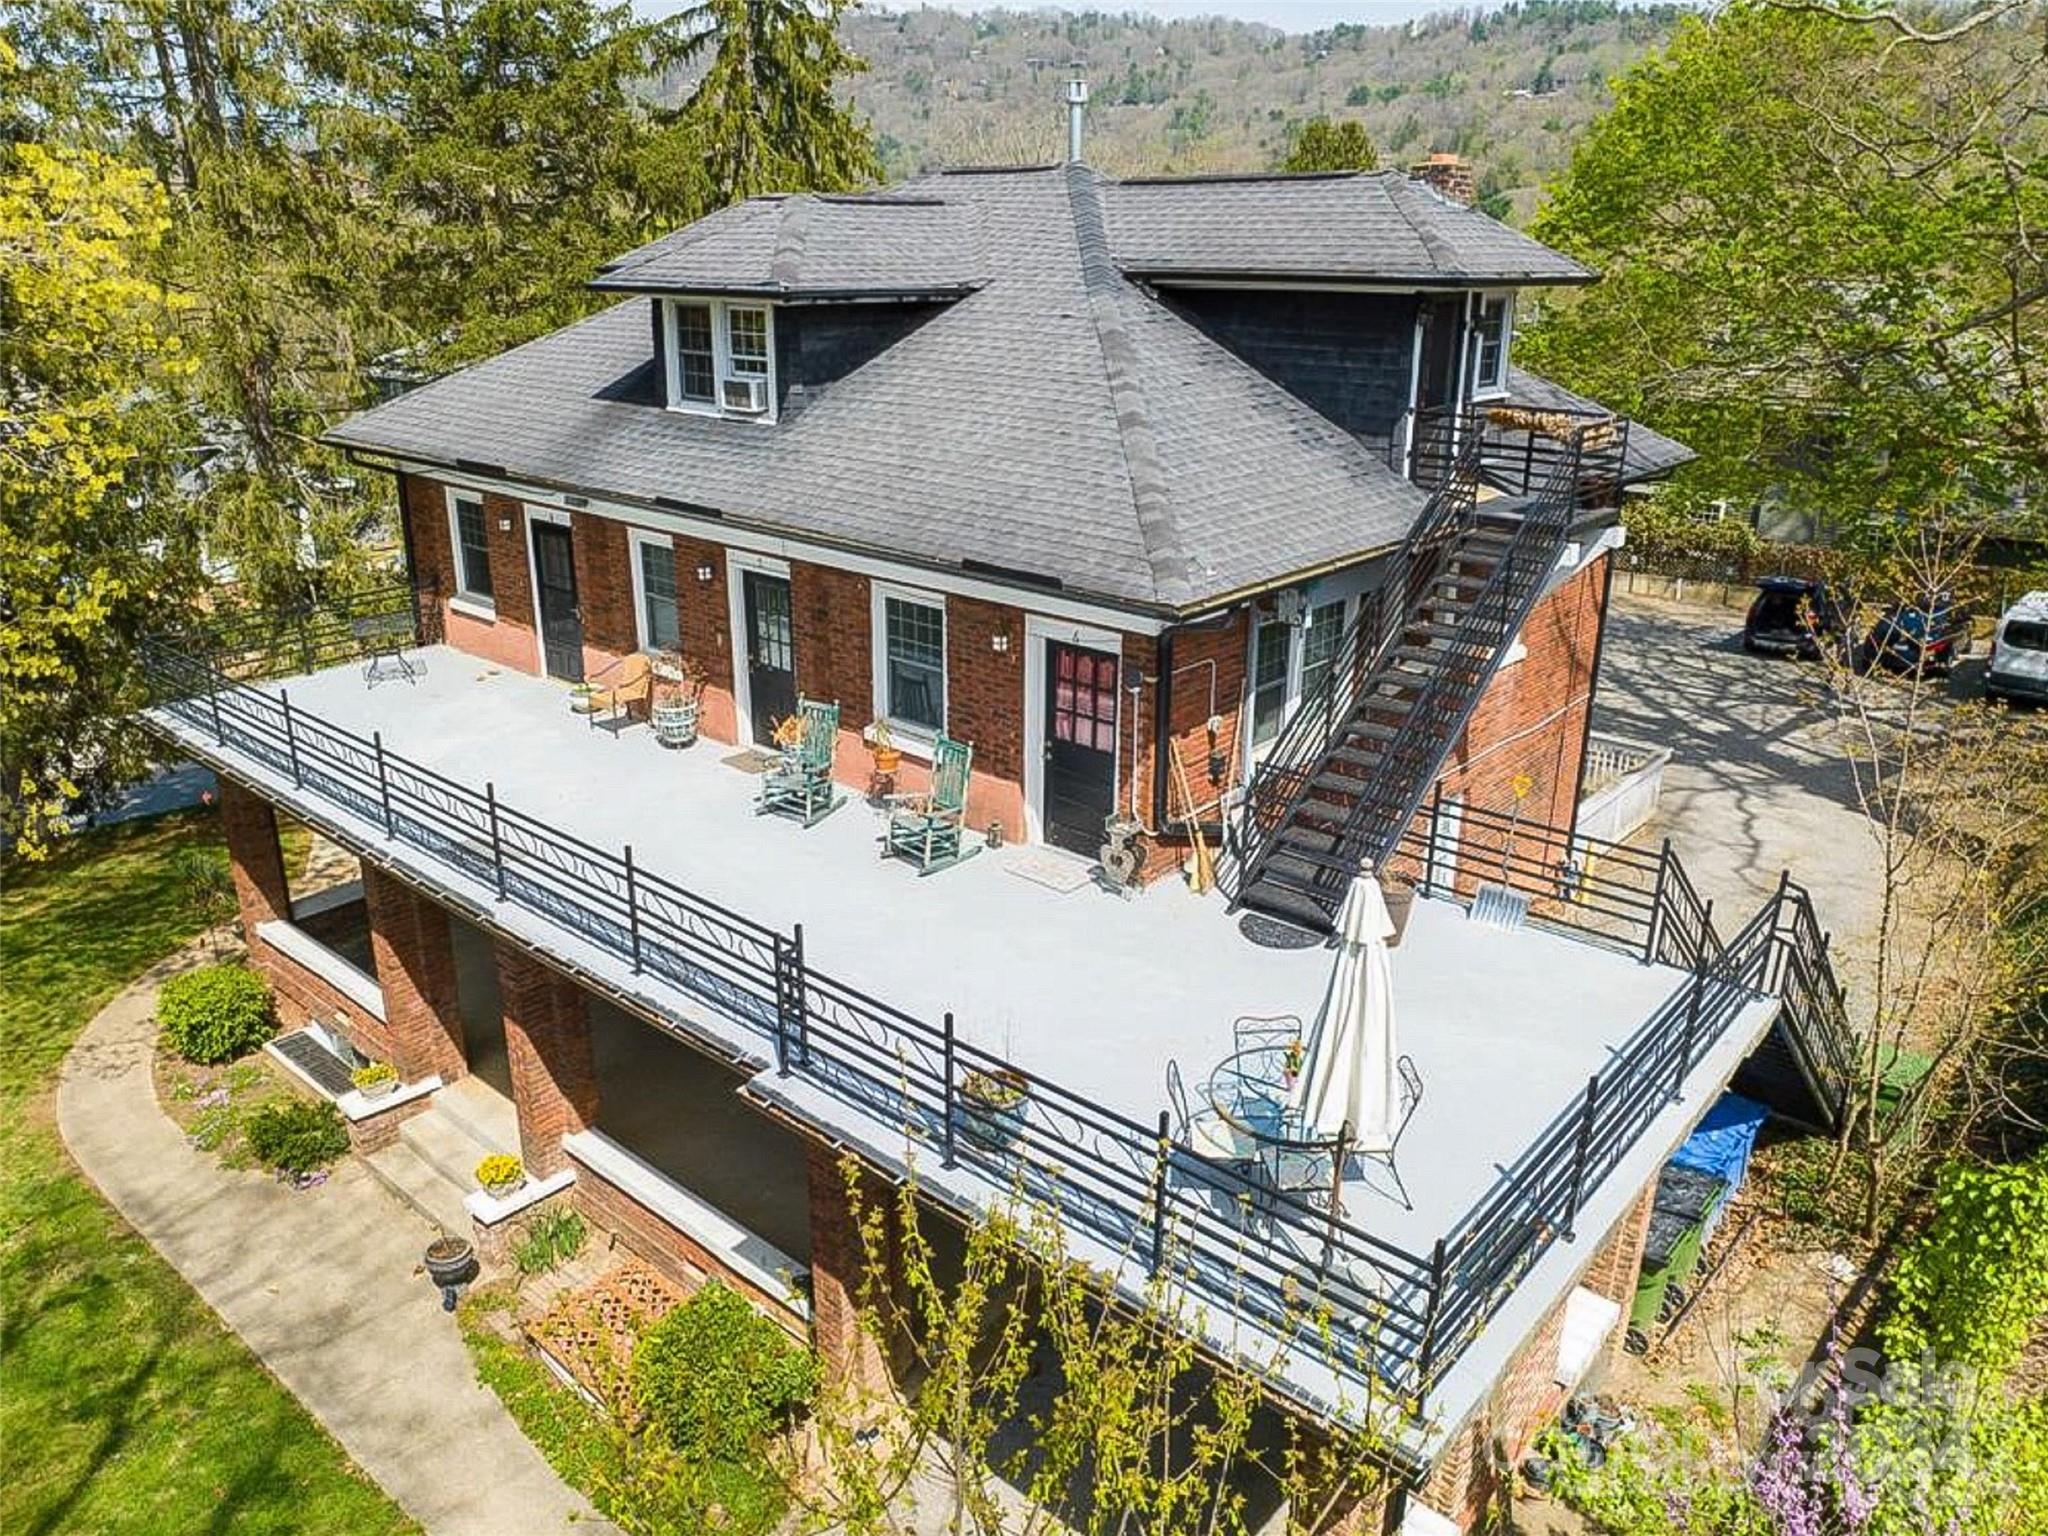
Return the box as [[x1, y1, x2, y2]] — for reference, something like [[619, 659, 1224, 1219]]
[[1986, 590, 2048, 705]]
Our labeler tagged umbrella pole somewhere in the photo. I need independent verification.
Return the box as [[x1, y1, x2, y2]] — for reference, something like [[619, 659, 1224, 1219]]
[[1320, 1125, 1350, 1272]]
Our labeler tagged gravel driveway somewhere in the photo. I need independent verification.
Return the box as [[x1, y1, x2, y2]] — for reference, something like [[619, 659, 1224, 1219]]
[[1591, 593, 1888, 988]]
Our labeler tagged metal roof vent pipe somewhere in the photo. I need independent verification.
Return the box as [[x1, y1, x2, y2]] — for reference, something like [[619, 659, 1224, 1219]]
[[1066, 76, 1089, 164]]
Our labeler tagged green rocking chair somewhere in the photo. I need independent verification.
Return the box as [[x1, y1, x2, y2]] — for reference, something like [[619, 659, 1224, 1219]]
[[883, 735, 980, 874], [757, 697, 844, 826]]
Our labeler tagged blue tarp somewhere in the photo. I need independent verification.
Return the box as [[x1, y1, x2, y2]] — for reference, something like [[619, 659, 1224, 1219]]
[[1670, 1092, 1769, 1241]]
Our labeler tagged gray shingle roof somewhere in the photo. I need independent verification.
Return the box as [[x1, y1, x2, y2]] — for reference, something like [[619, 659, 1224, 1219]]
[[329, 165, 1442, 613], [1503, 367, 1696, 482], [1105, 171, 1595, 286], [593, 193, 987, 299]]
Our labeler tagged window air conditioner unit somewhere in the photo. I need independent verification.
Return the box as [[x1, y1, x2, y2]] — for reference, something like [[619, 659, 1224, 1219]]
[[721, 376, 769, 414]]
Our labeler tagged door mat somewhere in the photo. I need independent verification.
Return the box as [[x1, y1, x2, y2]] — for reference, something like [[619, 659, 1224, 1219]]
[[1003, 847, 1095, 894], [722, 749, 778, 774]]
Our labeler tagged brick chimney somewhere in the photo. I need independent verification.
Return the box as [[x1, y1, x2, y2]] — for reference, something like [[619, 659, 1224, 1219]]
[[1412, 152, 1476, 207]]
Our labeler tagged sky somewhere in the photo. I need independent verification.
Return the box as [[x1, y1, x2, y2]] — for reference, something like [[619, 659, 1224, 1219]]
[[634, 1, 1498, 33]]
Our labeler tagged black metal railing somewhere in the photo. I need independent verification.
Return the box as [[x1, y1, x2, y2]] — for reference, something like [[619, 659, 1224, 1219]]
[[1400, 402, 1630, 509], [136, 612, 1838, 1420]]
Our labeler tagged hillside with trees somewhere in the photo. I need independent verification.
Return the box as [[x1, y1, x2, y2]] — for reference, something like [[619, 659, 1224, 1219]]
[[831, 4, 1687, 219]]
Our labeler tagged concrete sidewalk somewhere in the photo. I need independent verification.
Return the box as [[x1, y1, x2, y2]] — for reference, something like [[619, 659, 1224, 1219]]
[[57, 950, 613, 1536]]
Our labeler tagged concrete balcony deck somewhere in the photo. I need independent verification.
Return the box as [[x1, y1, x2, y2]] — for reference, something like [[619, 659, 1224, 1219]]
[[144, 641, 1779, 1457]]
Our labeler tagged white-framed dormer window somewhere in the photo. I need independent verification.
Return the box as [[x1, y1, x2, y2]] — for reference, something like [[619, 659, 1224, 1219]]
[[627, 528, 680, 653], [445, 487, 494, 615], [1471, 292, 1512, 397], [662, 298, 776, 421], [871, 581, 947, 747]]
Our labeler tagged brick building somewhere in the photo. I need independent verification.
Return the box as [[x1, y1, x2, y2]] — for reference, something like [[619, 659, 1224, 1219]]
[[135, 161, 1845, 1536]]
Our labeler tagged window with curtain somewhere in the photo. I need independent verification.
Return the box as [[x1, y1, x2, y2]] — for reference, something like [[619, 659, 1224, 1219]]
[[882, 594, 945, 734], [1472, 295, 1511, 394], [452, 495, 492, 601], [636, 539, 679, 651]]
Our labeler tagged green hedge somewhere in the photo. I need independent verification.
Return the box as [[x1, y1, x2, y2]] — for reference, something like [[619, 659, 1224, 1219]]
[[244, 1098, 349, 1176], [1880, 1154, 2048, 1381], [630, 1282, 818, 1462], [157, 964, 276, 1064]]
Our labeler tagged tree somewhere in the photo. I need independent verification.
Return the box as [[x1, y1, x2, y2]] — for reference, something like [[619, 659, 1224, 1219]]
[[0, 141, 202, 854], [675, 0, 880, 211], [1282, 115, 1377, 173], [1521, 1, 2047, 534]]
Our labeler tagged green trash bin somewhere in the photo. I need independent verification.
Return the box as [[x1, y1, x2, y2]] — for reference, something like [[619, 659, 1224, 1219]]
[[1628, 1166, 1729, 1344]]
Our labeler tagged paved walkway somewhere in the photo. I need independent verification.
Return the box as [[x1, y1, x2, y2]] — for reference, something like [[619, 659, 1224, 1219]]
[[57, 949, 613, 1536]]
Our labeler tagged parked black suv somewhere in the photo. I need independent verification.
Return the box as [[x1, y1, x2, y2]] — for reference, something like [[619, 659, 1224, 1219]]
[[1855, 595, 1973, 677], [1743, 577, 1848, 659]]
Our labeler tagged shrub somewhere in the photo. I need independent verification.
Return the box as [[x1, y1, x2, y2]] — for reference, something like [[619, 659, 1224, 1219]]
[[157, 964, 275, 1064], [630, 1282, 819, 1461], [513, 1208, 586, 1276], [1880, 1153, 2048, 1380], [244, 1098, 348, 1175]]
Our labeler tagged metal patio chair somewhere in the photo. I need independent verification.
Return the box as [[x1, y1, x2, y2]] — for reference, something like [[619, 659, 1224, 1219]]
[[882, 735, 979, 874], [1166, 1058, 1250, 1165], [1234, 1014, 1303, 1054], [757, 697, 844, 826], [1271, 1055, 1425, 1214], [583, 652, 653, 733]]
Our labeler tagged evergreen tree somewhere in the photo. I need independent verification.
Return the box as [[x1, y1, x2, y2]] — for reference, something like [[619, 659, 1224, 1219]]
[[1283, 115, 1377, 173]]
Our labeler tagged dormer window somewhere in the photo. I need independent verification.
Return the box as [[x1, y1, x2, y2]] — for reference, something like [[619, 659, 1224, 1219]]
[[1471, 293, 1512, 398], [662, 299, 776, 420]]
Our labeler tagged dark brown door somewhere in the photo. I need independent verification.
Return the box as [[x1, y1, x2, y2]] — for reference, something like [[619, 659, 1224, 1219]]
[[530, 521, 583, 682], [743, 569, 796, 745], [1416, 295, 1463, 412], [1044, 641, 1119, 858]]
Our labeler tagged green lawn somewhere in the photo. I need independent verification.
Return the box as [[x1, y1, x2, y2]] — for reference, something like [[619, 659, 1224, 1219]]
[[0, 809, 416, 1535]]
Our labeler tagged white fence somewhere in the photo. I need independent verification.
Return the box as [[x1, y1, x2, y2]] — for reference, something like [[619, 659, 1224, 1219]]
[[1578, 733, 1671, 844]]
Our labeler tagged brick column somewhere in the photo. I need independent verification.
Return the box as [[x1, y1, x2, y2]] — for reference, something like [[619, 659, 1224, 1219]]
[[220, 779, 288, 941], [363, 866, 467, 1084], [495, 943, 598, 1176], [1582, 1181, 1658, 1373], [806, 1141, 900, 1399]]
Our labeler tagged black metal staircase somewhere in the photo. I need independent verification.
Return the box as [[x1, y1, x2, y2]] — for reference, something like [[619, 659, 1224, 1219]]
[[1225, 407, 1627, 933]]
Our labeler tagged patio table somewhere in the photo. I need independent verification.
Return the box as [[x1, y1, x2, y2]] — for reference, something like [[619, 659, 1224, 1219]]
[[1203, 1044, 1347, 1209]]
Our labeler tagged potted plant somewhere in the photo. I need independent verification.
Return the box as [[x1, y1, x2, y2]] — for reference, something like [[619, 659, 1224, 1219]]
[[351, 1061, 399, 1101], [568, 681, 599, 715], [866, 718, 902, 776], [958, 1066, 1029, 1150], [475, 1152, 525, 1199], [650, 653, 704, 749]]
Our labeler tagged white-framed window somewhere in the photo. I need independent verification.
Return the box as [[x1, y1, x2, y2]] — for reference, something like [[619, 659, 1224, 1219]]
[[1471, 293, 1512, 397], [628, 529, 680, 653], [445, 487, 494, 611], [662, 298, 777, 420], [1247, 594, 1356, 763], [871, 582, 947, 743]]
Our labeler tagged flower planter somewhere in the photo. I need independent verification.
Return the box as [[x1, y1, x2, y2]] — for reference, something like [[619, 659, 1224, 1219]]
[[480, 1177, 524, 1201], [424, 1236, 477, 1288], [871, 746, 903, 776], [957, 1068, 1030, 1150], [568, 685, 598, 715], [652, 698, 700, 748], [359, 1076, 398, 1101]]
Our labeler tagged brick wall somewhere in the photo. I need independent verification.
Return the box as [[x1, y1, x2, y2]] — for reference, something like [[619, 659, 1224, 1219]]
[[946, 595, 1028, 840], [570, 510, 637, 672], [806, 1140, 902, 1397], [1123, 613, 1250, 884], [567, 1154, 806, 1339], [220, 779, 392, 1058], [495, 943, 600, 1177], [362, 866, 467, 1084], [1419, 1161, 1653, 1531], [677, 534, 738, 743], [400, 473, 539, 674]]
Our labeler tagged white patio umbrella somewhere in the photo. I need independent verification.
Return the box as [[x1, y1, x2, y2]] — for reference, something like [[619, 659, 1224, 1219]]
[[1289, 873, 1401, 1154]]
